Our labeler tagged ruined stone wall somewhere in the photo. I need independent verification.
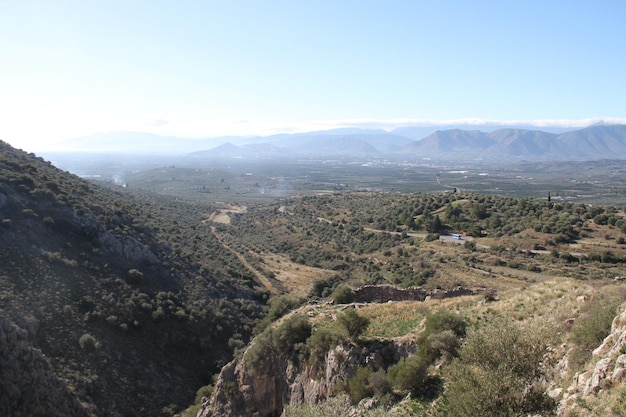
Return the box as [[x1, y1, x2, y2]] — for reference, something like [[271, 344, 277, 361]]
[[353, 284, 477, 303]]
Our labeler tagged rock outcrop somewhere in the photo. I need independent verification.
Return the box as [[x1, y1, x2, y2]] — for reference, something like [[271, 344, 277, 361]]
[[202, 339, 411, 417], [0, 318, 90, 417], [559, 307, 626, 416]]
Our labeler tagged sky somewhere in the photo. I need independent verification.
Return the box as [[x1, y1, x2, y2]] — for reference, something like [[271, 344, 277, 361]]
[[1, 0, 626, 152]]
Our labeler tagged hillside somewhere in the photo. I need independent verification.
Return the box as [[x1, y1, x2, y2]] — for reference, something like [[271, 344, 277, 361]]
[[0, 142, 266, 416], [183, 191, 626, 417], [4, 139, 626, 416]]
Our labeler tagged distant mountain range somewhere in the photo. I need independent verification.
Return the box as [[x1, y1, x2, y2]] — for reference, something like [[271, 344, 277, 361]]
[[54, 124, 626, 162]]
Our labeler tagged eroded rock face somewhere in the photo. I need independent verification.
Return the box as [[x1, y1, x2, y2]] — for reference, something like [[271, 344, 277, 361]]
[[0, 318, 90, 417], [559, 307, 626, 416], [203, 340, 411, 417]]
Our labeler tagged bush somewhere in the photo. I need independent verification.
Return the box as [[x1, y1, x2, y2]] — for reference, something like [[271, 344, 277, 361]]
[[194, 384, 213, 405], [424, 233, 439, 242], [337, 308, 370, 340], [442, 317, 557, 417], [346, 367, 393, 404], [331, 284, 354, 304], [245, 330, 276, 374], [388, 354, 429, 396], [127, 268, 144, 283], [347, 366, 373, 403], [273, 314, 312, 354], [246, 314, 312, 374], [368, 370, 392, 398], [417, 310, 467, 363], [268, 295, 303, 321], [78, 333, 99, 352], [306, 326, 345, 369]]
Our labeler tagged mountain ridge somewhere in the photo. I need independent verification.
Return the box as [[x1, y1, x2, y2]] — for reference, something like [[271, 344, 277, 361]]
[[403, 125, 626, 160], [49, 124, 626, 162]]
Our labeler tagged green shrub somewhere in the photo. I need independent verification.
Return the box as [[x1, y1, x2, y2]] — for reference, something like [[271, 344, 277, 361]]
[[246, 314, 312, 374], [78, 333, 99, 352], [152, 306, 165, 321], [368, 370, 392, 398], [337, 308, 370, 340], [194, 384, 213, 404], [127, 268, 144, 283], [306, 326, 345, 369], [424, 233, 439, 242], [273, 314, 312, 354], [347, 366, 373, 403], [388, 354, 429, 396], [268, 295, 303, 321], [245, 330, 276, 374], [331, 284, 354, 304], [442, 317, 557, 417], [417, 310, 467, 363]]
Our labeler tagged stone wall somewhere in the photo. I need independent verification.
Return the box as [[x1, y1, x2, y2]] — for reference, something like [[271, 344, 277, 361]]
[[353, 284, 477, 303]]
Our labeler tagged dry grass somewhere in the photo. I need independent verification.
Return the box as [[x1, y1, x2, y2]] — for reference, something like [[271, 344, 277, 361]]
[[358, 301, 430, 340], [260, 253, 334, 298]]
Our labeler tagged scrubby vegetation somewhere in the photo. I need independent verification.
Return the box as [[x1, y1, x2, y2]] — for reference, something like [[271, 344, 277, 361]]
[[0, 142, 266, 416], [442, 318, 558, 417], [3, 141, 626, 416]]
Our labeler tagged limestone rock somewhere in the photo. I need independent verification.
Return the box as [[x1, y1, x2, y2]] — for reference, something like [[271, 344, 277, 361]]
[[611, 354, 626, 383], [583, 357, 612, 395], [205, 339, 410, 417]]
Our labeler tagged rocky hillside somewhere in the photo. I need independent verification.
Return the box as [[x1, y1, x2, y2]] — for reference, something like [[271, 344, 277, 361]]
[[0, 318, 89, 417], [203, 319, 413, 417], [0, 142, 266, 416], [559, 306, 626, 416], [198, 281, 626, 417]]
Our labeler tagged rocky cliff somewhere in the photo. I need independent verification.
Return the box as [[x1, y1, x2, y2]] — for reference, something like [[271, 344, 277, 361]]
[[558, 306, 626, 416], [0, 318, 90, 417], [201, 300, 626, 417], [202, 338, 411, 417]]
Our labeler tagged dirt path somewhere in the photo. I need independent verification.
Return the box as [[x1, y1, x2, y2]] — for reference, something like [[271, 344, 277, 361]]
[[209, 225, 277, 294]]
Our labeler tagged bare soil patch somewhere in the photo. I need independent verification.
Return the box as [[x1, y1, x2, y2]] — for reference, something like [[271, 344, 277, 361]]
[[205, 204, 248, 225]]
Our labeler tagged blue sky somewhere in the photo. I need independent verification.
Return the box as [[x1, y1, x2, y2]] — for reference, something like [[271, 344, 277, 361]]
[[1, 0, 625, 151]]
